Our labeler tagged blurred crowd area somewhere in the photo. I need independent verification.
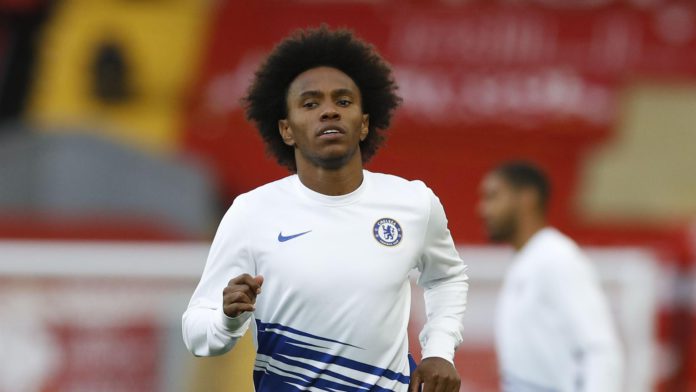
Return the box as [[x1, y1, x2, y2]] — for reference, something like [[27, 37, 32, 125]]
[[1, 0, 696, 391]]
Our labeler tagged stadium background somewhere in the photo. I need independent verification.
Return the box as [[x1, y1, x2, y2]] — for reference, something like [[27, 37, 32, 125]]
[[0, 0, 695, 391]]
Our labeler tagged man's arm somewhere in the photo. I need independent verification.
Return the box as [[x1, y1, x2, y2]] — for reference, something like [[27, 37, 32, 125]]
[[182, 196, 256, 357], [410, 188, 469, 391], [548, 253, 624, 392]]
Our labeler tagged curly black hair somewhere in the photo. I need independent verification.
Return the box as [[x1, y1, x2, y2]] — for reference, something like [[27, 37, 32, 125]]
[[243, 25, 401, 172], [494, 161, 551, 212]]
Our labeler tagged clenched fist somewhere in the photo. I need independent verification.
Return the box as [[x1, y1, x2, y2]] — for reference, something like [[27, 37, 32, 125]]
[[222, 274, 264, 318], [409, 357, 460, 392]]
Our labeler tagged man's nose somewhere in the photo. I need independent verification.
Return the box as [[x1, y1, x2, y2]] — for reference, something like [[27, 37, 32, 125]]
[[320, 106, 341, 121]]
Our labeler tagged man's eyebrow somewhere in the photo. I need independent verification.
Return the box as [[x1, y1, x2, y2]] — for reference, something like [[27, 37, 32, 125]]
[[297, 88, 356, 99], [332, 88, 355, 97], [298, 90, 322, 98]]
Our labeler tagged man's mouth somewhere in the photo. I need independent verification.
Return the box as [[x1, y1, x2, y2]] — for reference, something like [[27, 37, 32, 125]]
[[321, 129, 341, 135], [317, 125, 346, 137]]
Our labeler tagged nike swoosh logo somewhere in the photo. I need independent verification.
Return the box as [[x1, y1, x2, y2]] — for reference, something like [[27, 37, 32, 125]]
[[278, 230, 312, 242]]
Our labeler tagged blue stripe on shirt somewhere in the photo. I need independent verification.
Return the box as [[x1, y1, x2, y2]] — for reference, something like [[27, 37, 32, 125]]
[[254, 319, 410, 391]]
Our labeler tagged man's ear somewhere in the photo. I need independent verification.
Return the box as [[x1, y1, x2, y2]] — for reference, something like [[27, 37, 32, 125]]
[[278, 119, 295, 146], [519, 187, 541, 214], [360, 114, 369, 142]]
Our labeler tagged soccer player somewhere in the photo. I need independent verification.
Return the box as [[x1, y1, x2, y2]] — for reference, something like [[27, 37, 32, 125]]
[[478, 162, 623, 392], [182, 26, 468, 392]]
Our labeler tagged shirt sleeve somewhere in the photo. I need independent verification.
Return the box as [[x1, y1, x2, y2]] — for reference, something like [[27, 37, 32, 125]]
[[416, 188, 469, 363], [545, 252, 624, 391], [182, 194, 256, 357]]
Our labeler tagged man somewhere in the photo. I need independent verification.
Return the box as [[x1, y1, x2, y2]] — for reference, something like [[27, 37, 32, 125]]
[[478, 161, 623, 392], [182, 26, 468, 392]]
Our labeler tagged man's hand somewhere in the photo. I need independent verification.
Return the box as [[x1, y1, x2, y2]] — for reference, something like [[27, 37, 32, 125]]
[[222, 274, 264, 318], [408, 357, 460, 392]]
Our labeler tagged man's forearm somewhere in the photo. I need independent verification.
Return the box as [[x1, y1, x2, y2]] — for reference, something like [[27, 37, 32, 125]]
[[419, 278, 468, 361], [182, 305, 251, 356]]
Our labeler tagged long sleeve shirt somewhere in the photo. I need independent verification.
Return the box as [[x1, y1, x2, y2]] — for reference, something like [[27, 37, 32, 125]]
[[496, 228, 623, 392], [182, 170, 468, 391]]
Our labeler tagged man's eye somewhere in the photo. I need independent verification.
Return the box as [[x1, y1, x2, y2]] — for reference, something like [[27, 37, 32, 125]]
[[303, 101, 318, 108], [337, 99, 351, 107]]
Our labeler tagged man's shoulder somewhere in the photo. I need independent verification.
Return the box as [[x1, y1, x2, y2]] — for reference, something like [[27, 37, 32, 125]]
[[366, 172, 443, 218], [538, 228, 580, 253], [238, 175, 294, 199], [225, 175, 295, 214], [526, 228, 589, 269], [366, 171, 430, 193]]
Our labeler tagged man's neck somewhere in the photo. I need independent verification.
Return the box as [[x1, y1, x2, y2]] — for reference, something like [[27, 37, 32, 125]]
[[296, 154, 364, 196], [512, 219, 546, 251]]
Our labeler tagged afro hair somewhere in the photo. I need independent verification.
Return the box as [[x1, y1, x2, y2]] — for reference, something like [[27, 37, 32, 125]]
[[243, 25, 401, 172]]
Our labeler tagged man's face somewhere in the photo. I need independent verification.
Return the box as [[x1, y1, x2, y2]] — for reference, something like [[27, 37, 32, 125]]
[[478, 173, 519, 243], [279, 66, 369, 170]]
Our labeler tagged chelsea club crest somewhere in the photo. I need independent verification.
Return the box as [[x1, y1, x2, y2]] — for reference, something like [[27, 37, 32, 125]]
[[373, 218, 403, 247]]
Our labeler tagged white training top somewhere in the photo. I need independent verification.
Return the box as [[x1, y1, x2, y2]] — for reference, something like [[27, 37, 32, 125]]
[[182, 170, 468, 392], [496, 227, 623, 392]]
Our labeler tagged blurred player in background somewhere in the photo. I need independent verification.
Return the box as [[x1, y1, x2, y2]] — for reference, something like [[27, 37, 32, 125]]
[[478, 161, 623, 392], [182, 26, 468, 392]]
